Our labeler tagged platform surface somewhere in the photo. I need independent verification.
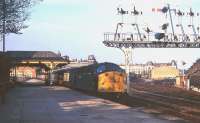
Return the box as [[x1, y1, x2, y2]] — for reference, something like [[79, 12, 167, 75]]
[[0, 85, 186, 123]]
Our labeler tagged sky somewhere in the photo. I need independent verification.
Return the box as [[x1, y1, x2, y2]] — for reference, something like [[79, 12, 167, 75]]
[[2, 0, 200, 69]]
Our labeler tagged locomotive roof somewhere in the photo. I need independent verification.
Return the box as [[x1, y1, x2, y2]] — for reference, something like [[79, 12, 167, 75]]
[[52, 62, 121, 73], [68, 62, 119, 69], [52, 62, 95, 73]]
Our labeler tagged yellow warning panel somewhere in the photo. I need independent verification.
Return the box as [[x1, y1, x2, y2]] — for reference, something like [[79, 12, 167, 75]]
[[98, 71, 125, 92]]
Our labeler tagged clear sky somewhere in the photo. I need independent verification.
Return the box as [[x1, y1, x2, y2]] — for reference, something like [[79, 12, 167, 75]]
[[3, 0, 200, 69]]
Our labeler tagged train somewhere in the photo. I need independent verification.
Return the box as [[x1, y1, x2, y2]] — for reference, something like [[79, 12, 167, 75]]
[[49, 62, 127, 93]]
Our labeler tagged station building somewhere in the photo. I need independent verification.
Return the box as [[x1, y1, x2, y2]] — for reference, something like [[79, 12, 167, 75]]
[[6, 51, 69, 81], [120, 60, 179, 80]]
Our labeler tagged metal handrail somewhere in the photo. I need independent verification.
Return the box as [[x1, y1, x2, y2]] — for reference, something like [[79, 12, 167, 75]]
[[104, 32, 200, 42]]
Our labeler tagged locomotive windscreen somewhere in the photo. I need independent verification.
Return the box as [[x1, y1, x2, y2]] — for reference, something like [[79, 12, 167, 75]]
[[96, 63, 124, 74]]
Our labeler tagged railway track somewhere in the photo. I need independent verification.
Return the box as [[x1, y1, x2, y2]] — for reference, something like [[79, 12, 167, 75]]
[[86, 88, 200, 123], [122, 89, 200, 123], [131, 88, 200, 105]]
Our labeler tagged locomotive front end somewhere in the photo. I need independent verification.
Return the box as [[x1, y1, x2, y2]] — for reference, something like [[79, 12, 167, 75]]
[[96, 63, 126, 93]]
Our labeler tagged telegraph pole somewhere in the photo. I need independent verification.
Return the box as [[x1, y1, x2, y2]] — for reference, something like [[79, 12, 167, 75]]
[[2, 0, 6, 52]]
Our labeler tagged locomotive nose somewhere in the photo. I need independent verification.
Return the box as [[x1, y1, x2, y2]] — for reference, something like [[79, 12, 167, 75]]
[[98, 71, 125, 92]]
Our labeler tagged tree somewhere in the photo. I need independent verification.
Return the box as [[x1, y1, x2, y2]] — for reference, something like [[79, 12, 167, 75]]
[[0, 0, 42, 52]]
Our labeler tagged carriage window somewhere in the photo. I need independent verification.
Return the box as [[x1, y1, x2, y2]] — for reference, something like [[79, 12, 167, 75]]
[[96, 65, 106, 73], [63, 73, 69, 81]]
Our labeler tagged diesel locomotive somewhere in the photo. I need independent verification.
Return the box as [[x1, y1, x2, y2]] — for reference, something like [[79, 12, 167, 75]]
[[50, 62, 127, 93]]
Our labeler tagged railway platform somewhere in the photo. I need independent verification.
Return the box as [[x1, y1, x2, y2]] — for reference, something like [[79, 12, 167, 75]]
[[0, 83, 186, 123]]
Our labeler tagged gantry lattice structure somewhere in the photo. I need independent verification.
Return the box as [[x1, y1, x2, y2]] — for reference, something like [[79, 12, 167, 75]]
[[103, 32, 200, 48]]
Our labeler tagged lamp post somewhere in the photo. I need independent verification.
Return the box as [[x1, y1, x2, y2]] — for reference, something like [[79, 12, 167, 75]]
[[120, 47, 133, 94], [181, 61, 187, 88]]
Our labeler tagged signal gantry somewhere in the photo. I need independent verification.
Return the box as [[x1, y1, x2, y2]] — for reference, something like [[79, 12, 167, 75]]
[[103, 4, 200, 93], [103, 4, 200, 48]]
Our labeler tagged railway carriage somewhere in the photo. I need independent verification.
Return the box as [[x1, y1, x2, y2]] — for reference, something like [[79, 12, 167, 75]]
[[51, 62, 127, 93]]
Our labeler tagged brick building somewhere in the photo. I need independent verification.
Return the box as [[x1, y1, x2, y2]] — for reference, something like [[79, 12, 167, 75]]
[[186, 59, 200, 92], [151, 66, 179, 80], [120, 60, 179, 80]]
